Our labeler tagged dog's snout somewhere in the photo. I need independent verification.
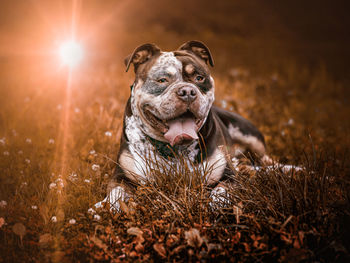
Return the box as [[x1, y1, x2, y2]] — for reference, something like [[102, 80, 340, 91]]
[[177, 86, 197, 102]]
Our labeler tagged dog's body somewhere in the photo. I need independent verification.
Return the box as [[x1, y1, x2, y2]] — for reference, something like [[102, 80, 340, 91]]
[[95, 41, 268, 211]]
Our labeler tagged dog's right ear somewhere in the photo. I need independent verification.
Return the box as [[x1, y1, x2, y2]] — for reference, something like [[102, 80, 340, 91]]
[[125, 43, 161, 72]]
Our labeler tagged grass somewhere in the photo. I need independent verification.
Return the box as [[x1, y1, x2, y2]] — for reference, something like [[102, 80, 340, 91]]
[[0, 52, 349, 262]]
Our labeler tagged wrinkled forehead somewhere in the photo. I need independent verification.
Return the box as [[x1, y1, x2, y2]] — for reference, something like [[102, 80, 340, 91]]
[[148, 52, 183, 76]]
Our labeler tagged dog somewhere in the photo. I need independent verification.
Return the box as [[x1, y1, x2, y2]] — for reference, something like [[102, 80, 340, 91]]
[[95, 40, 269, 211]]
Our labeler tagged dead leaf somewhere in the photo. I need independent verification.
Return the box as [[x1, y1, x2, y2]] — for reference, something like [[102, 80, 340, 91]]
[[127, 227, 143, 236], [135, 242, 144, 252], [171, 245, 186, 255], [129, 251, 138, 257], [12, 223, 26, 237], [0, 217, 5, 228], [153, 243, 166, 258], [185, 228, 203, 248], [119, 200, 129, 215], [90, 235, 108, 251], [39, 233, 53, 246]]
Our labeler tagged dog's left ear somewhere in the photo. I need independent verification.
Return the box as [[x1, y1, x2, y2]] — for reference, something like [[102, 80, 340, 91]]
[[125, 43, 161, 72], [178, 40, 214, 67]]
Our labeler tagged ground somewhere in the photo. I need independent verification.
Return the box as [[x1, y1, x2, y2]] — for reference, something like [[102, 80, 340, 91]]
[[1, 0, 350, 262]]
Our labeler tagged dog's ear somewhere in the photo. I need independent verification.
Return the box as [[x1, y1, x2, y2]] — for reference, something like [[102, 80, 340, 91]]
[[178, 40, 214, 67], [125, 43, 161, 72]]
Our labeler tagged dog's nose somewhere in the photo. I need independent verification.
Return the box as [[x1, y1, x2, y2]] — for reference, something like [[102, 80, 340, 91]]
[[177, 86, 197, 102]]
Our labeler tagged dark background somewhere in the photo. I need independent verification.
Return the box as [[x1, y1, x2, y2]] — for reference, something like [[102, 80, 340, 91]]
[[0, 0, 349, 81]]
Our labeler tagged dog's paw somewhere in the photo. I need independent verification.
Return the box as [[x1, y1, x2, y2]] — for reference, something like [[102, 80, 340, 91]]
[[209, 185, 230, 208], [94, 186, 128, 212]]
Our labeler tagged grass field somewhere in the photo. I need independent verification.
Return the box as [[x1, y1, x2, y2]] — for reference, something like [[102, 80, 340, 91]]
[[1, 0, 350, 262], [1, 57, 349, 262]]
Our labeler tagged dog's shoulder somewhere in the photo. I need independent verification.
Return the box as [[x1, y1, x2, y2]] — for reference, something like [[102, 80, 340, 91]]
[[211, 106, 265, 143], [210, 105, 266, 157]]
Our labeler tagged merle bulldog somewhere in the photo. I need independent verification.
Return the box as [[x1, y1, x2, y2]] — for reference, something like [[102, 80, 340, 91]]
[[95, 41, 269, 211]]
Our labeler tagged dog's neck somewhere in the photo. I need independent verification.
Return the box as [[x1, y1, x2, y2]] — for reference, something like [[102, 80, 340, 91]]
[[124, 113, 202, 162]]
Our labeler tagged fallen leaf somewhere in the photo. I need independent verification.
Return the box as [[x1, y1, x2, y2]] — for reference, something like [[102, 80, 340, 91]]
[[39, 233, 53, 246], [129, 251, 138, 257], [12, 223, 26, 237], [0, 217, 5, 228], [185, 228, 203, 248], [135, 242, 144, 252], [90, 236, 108, 251], [153, 243, 166, 258], [127, 227, 143, 236], [119, 200, 129, 215]]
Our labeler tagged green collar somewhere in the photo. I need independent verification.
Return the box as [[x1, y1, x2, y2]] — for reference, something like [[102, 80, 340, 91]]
[[146, 135, 205, 163]]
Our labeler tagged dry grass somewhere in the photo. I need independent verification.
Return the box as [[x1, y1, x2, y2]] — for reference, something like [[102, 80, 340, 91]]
[[0, 54, 349, 262]]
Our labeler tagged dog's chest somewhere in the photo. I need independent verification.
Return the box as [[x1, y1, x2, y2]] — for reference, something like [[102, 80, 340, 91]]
[[124, 115, 200, 177]]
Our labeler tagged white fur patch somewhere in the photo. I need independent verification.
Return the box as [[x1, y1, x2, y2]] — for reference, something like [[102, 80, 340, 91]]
[[228, 124, 265, 156], [94, 186, 128, 212], [166, 66, 177, 75], [149, 52, 182, 76], [210, 185, 227, 205], [204, 147, 227, 185]]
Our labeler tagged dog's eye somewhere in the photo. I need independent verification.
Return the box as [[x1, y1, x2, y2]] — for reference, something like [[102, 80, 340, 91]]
[[157, 78, 168, 83], [195, 75, 205, 82]]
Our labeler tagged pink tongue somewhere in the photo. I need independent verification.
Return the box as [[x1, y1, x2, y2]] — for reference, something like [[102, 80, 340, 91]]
[[164, 118, 198, 146]]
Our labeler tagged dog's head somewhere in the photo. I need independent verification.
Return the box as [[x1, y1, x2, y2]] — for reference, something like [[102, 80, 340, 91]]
[[125, 41, 215, 146]]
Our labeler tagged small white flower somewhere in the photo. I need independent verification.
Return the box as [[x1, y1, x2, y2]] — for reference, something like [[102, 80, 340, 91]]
[[88, 208, 96, 215], [51, 216, 57, 223], [25, 138, 32, 144], [0, 200, 7, 208], [91, 164, 100, 171], [57, 104, 62, 110], [93, 214, 101, 221], [0, 138, 5, 145], [84, 179, 91, 183], [69, 219, 76, 224], [105, 131, 112, 137], [287, 118, 294, 125], [69, 173, 78, 181], [18, 150, 23, 155], [31, 205, 38, 210], [25, 159, 31, 164], [55, 178, 63, 183], [89, 150, 96, 155], [221, 100, 227, 109], [3, 151, 9, 156], [21, 182, 28, 187], [281, 130, 285, 136], [104, 173, 109, 178], [48, 139, 55, 144], [74, 107, 80, 113], [49, 183, 57, 189]]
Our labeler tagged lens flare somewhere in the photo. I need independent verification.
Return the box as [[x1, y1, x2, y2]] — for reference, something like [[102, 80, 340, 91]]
[[59, 40, 83, 68]]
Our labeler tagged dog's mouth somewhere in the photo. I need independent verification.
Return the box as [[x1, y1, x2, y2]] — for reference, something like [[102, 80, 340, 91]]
[[143, 109, 204, 146]]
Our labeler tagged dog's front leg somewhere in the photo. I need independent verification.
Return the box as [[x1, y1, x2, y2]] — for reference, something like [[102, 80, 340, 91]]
[[209, 183, 229, 208], [94, 185, 129, 212]]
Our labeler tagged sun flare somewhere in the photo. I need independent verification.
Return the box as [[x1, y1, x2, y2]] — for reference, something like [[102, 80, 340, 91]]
[[59, 40, 84, 68]]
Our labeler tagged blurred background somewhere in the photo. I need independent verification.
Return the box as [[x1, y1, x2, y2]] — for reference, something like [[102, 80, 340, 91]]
[[1, 0, 350, 161], [0, 0, 349, 78]]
